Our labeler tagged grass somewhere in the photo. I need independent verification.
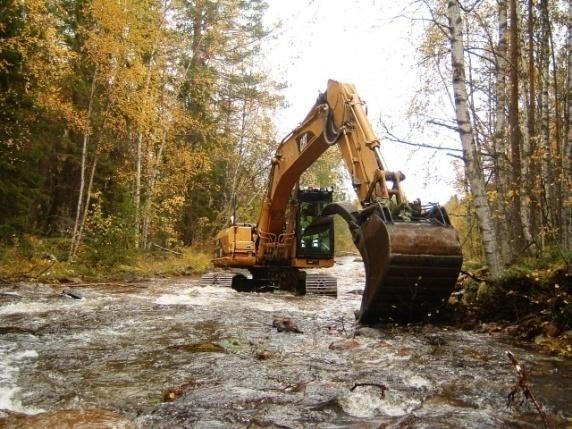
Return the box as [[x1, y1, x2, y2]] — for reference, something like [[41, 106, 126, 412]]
[[0, 235, 213, 284], [123, 248, 212, 279]]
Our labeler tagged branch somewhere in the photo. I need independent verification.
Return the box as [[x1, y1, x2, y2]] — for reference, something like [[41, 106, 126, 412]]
[[151, 242, 183, 255], [447, 152, 466, 161], [427, 119, 460, 133], [464, 48, 496, 64], [459, 269, 490, 283], [457, 0, 484, 13], [419, 0, 451, 38], [506, 351, 552, 429], [380, 123, 463, 152]]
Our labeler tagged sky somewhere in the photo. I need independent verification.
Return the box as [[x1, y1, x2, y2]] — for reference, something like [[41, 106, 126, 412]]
[[263, 0, 462, 205]]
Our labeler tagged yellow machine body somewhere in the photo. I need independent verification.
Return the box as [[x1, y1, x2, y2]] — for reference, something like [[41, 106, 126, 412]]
[[207, 80, 463, 322]]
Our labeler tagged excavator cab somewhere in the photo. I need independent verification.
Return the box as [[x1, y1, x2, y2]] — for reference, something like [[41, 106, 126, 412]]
[[296, 188, 334, 260]]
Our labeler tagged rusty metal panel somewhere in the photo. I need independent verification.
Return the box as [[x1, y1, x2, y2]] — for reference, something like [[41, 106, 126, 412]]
[[310, 202, 463, 322]]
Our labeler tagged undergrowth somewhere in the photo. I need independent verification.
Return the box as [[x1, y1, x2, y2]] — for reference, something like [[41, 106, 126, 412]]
[[0, 235, 212, 283], [461, 249, 572, 330]]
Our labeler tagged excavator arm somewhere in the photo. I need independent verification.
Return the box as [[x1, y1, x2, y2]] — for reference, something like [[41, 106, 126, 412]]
[[256, 80, 463, 322], [256, 81, 404, 258]]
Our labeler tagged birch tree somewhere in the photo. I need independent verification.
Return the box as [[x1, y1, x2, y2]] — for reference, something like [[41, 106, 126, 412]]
[[447, 0, 503, 277]]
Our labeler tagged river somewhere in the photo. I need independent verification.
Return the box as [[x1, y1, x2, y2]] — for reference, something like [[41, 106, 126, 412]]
[[0, 257, 570, 428]]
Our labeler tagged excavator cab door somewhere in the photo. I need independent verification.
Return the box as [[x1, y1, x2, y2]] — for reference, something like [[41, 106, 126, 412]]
[[296, 189, 334, 260]]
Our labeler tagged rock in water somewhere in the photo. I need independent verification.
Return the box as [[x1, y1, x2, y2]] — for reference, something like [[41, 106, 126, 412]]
[[0, 409, 135, 429], [61, 288, 84, 300], [329, 339, 361, 350], [543, 322, 562, 338], [272, 317, 303, 333], [0, 291, 22, 301]]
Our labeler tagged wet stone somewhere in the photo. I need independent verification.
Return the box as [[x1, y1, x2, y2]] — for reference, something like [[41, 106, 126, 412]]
[[0, 409, 135, 429], [355, 326, 385, 339], [329, 339, 361, 350], [60, 288, 84, 300], [272, 316, 302, 333], [0, 291, 22, 300]]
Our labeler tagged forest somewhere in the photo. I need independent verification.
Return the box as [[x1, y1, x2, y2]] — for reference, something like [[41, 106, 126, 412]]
[[1, 0, 284, 273], [0, 0, 570, 279]]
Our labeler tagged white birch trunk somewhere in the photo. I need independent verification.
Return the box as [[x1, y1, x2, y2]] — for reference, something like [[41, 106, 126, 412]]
[[73, 156, 98, 256], [518, 100, 535, 251], [142, 137, 166, 249], [134, 46, 157, 249], [70, 69, 97, 259], [447, 0, 503, 277], [135, 132, 142, 248]]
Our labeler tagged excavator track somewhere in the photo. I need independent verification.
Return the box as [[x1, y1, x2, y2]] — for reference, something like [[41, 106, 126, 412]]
[[304, 272, 337, 297], [199, 272, 235, 288], [200, 269, 337, 296]]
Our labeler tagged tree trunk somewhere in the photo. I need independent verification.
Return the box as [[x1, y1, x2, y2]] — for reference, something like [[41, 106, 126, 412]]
[[539, 0, 552, 248], [515, 0, 535, 254], [73, 155, 98, 256], [135, 132, 142, 248], [493, 0, 512, 264], [566, 0, 572, 250], [134, 45, 157, 249], [526, 0, 542, 244], [70, 69, 97, 259], [548, 23, 565, 248], [507, 0, 526, 254], [142, 137, 166, 249], [447, 0, 502, 277]]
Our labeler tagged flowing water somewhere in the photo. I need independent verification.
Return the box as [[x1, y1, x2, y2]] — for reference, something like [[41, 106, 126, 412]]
[[0, 257, 570, 428]]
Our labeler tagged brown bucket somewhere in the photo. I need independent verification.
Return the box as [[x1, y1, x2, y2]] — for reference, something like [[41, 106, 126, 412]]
[[304, 202, 463, 323]]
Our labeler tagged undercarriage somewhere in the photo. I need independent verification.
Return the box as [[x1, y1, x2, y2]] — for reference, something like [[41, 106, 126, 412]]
[[200, 267, 338, 297]]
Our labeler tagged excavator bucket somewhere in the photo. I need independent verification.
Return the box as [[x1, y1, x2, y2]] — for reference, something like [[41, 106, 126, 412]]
[[304, 202, 463, 322]]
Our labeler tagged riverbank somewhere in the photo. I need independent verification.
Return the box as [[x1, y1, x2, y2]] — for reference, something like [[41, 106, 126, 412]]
[[0, 236, 211, 284], [448, 253, 572, 358]]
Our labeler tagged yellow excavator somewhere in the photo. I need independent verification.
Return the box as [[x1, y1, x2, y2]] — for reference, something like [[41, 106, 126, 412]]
[[200, 80, 463, 322]]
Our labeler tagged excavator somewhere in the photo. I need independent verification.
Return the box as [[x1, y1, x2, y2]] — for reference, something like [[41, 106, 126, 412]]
[[200, 80, 463, 323]]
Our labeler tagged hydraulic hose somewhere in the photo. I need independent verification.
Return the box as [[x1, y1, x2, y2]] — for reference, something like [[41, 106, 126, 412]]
[[323, 106, 343, 145]]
